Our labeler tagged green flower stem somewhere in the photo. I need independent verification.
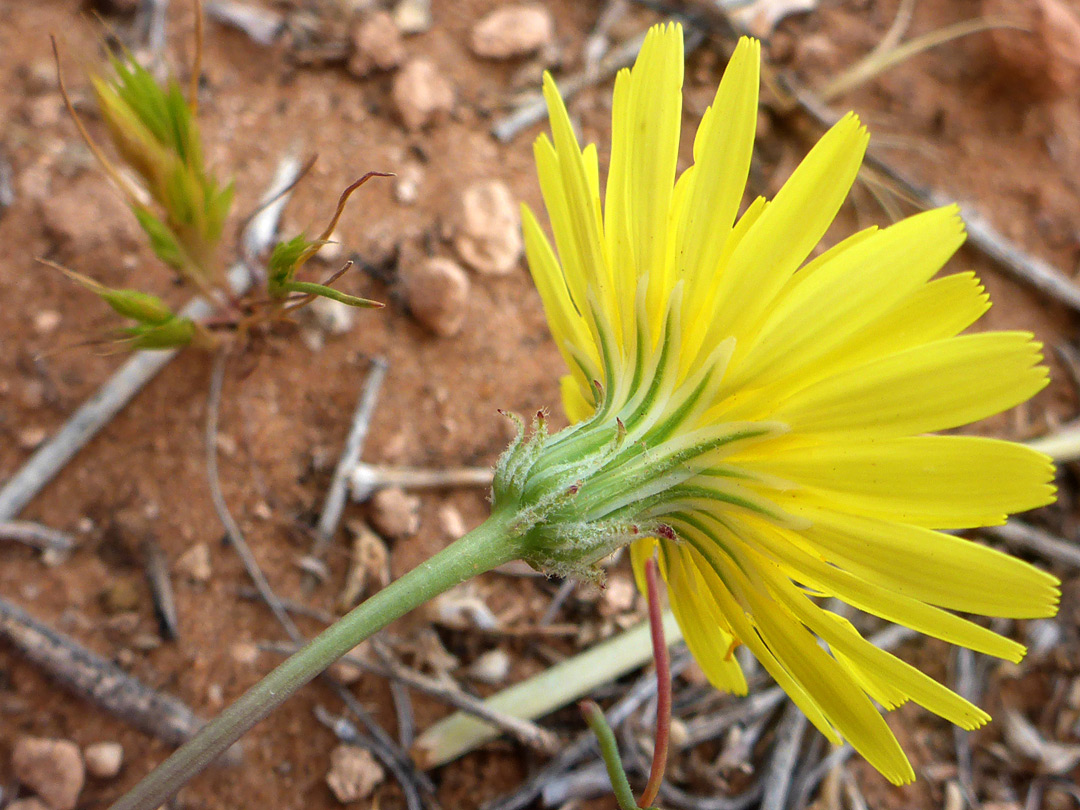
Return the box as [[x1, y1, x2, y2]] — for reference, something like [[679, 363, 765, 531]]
[[580, 700, 639, 810], [109, 509, 526, 810]]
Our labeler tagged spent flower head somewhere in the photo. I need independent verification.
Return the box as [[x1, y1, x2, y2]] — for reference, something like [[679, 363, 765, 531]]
[[498, 23, 1059, 783]]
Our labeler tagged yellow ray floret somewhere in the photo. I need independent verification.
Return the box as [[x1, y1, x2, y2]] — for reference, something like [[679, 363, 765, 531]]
[[518, 21, 1059, 784]]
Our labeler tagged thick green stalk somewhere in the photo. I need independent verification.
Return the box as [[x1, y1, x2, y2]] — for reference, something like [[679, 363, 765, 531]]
[[109, 510, 525, 810]]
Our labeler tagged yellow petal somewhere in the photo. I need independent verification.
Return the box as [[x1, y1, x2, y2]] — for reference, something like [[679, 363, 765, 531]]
[[677, 37, 759, 304], [661, 545, 747, 694], [793, 505, 1060, 618], [737, 515, 1029, 661], [746, 436, 1056, 529], [710, 113, 869, 350], [775, 332, 1048, 438], [730, 206, 966, 391]]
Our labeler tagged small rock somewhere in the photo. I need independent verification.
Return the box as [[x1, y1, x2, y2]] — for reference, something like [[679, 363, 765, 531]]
[[32, 310, 61, 335], [176, 543, 212, 584], [984, 0, 1080, 96], [392, 0, 431, 34], [452, 180, 522, 275], [470, 4, 555, 60], [400, 256, 470, 337], [306, 296, 357, 336], [394, 162, 424, 205], [338, 522, 391, 609], [17, 427, 47, 452], [349, 11, 405, 77], [599, 574, 636, 616], [326, 744, 385, 803], [83, 742, 124, 779], [230, 641, 261, 667], [12, 736, 85, 810], [465, 648, 510, 684], [101, 577, 141, 615], [437, 503, 466, 539], [369, 487, 421, 539], [391, 58, 454, 131]]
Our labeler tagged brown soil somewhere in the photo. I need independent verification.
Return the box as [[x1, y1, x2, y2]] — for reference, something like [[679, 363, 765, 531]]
[[2, 1, 1079, 810]]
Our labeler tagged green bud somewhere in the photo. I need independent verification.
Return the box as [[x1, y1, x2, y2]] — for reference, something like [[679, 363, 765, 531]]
[[120, 316, 197, 349], [133, 206, 187, 270]]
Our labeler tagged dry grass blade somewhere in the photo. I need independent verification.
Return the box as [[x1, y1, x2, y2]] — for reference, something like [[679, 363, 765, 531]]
[[822, 16, 1026, 102]]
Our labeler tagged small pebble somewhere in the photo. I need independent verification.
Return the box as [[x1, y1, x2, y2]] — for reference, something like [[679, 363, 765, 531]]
[[400, 256, 470, 337], [17, 427, 47, 451], [32, 310, 61, 334], [326, 745, 385, 803], [392, 0, 431, 34], [391, 58, 454, 131], [83, 742, 124, 780], [101, 578, 141, 615], [470, 4, 555, 60], [230, 642, 261, 666], [349, 11, 405, 77], [466, 648, 510, 684], [437, 503, 466, 539], [453, 180, 522, 275], [369, 487, 421, 539], [599, 574, 636, 616], [394, 162, 424, 205], [176, 543, 212, 584], [12, 737, 85, 810]]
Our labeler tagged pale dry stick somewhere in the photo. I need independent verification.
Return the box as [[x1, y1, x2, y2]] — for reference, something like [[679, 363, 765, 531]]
[[204, 1, 287, 47], [204, 353, 433, 810], [981, 521, 1080, 570], [0, 147, 13, 214], [349, 462, 493, 502], [0, 595, 210, 748], [791, 745, 855, 810], [0, 520, 75, 554], [235, 585, 336, 623], [304, 357, 389, 589], [952, 647, 980, 810], [1027, 421, 1080, 464], [0, 154, 303, 522], [759, 701, 808, 810]]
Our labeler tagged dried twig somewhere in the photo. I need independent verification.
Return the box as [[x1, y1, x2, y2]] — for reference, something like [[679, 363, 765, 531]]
[[235, 586, 335, 623], [141, 536, 179, 641], [305, 357, 389, 589], [759, 701, 807, 810], [982, 521, 1080, 570], [953, 647, 980, 808], [0, 520, 75, 555], [0, 155, 303, 522], [0, 147, 13, 215], [0, 595, 209, 748], [349, 463, 493, 502]]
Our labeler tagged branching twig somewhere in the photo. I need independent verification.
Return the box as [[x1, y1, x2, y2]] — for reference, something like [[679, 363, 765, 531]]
[[0, 520, 75, 554], [759, 701, 807, 810], [305, 357, 389, 589]]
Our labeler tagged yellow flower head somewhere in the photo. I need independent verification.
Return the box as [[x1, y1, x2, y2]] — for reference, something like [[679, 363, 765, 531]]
[[504, 23, 1060, 784]]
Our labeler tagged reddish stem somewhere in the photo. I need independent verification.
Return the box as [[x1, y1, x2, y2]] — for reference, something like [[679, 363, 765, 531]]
[[639, 556, 671, 808]]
